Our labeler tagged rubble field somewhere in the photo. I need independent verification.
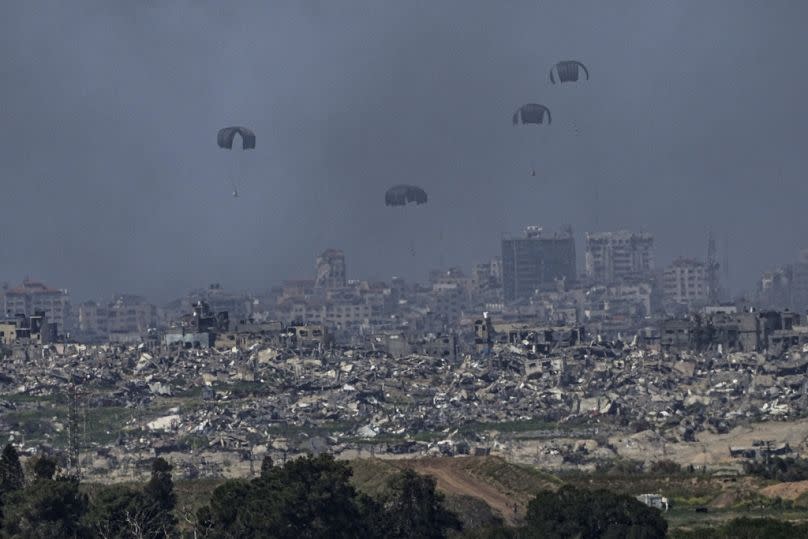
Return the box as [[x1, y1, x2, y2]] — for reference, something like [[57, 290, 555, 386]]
[[2, 335, 808, 481]]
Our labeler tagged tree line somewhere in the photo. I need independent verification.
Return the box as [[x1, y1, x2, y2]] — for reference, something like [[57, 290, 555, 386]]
[[0, 442, 672, 538]]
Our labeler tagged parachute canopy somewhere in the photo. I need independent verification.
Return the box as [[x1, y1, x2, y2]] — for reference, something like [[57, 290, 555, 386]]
[[217, 126, 256, 150], [549, 61, 589, 84], [385, 185, 427, 207], [512, 104, 552, 125]]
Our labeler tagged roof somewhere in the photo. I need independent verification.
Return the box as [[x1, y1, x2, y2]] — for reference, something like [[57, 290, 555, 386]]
[[318, 249, 344, 258], [585, 230, 654, 242], [668, 258, 705, 268], [6, 279, 64, 296], [283, 280, 315, 287]]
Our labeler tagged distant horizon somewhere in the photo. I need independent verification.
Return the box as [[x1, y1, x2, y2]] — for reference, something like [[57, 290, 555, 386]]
[[2, 2, 806, 300]]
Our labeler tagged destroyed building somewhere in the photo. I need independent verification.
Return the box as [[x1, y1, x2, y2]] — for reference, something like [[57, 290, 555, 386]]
[[315, 249, 347, 289], [659, 310, 801, 353], [3, 302, 808, 480], [182, 284, 254, 323], [584, 230, 655, 284], [502, 225, 576, 302], [163, 301, 228, 349], [0, 312, 57, 345], [758, 249, 808, 312], [473, 314, 584, 355], [3, 278, 71, 332]]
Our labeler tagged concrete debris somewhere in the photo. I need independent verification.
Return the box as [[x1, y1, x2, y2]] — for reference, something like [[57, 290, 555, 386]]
[[3, 300, 808, 480]]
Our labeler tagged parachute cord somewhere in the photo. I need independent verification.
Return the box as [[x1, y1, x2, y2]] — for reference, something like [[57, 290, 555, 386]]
[[237, 156, 243, 193]]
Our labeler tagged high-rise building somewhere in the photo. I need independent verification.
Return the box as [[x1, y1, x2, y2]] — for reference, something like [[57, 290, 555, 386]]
[[758, 267, 792, 310], [790, 249, 808, 312], [585, 231, 654, 284], [501, 226, 576, 302], [4, 278, 71, 332], [315, 249, 347, 289], [472, 257, 503, 290], [663, 258, 707, 309]]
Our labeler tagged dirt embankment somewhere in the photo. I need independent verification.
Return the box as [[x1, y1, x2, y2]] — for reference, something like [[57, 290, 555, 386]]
[[760, 480, 808, 501], [405, 461, 522, 525]]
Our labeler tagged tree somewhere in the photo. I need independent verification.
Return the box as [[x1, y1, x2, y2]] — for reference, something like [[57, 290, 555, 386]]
[[202, 454, 369, 538], [2, 476, 89, 538], [720, 517, 808, 539], [83, 460, 178, 539], [135, 457, 178, 538], [673, 517, 808, 539], [260, 455, 273, 478], [0, 444, 24, 493], [144, 458, 176, 511], [82, 484, 141, 539], [0, 444, 25, 534], [521, 485, 667, 539], [30, 455, 57, 480], [200, 480, 251, 538], [380, 469, 461, 539]]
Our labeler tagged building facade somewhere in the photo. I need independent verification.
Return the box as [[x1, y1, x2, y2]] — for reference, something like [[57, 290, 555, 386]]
[[501, 226, 576, 302], [108, 295, 159, 335], [663, 258, 708, 309], [3, 279, 70, 333], [585, 231, 654, 284], [77, 301, 109, 338], [315, 249, 347, 289]]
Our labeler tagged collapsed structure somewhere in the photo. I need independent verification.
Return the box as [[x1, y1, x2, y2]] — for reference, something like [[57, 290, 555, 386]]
[[2, 298, 807, 481]]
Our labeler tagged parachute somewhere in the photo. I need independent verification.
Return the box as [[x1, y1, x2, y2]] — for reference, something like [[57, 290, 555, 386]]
[[513, 105, 552, 177], [512, 104, 552, 126], [385, 185, 427, 207], [217, 126, 256, 150], [549, 61, 589, 84], [217, 126, 255, 196]]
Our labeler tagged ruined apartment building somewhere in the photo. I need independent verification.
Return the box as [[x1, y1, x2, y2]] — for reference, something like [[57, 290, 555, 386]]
[[501, 226, 576, 302], [758, 249, 808, 312], [663, 258, 707, 309], [3, 278, 71, 332], [315, 249, 347, 289], [472, 257, 503, 291], [584, 230, 654, 284]]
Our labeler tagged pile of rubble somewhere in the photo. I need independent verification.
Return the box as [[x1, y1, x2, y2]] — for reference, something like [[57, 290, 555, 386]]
[[2, 335, 808, 479]]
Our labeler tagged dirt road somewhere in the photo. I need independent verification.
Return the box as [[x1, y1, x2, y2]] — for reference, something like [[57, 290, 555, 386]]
[[403, 460, 522, 525]]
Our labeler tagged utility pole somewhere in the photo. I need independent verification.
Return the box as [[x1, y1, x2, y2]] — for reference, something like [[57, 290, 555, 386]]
[[706, 230, 720, 304], [67, 384, 82, 478], [723, 233, 730, 299]]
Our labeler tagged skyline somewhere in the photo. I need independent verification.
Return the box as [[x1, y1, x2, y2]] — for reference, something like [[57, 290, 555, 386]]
[[1, 2, 807, 299]]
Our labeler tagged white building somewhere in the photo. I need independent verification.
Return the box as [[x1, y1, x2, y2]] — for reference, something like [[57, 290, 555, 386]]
[[663, 258, 708, 308], [585, 231, 654, 284]]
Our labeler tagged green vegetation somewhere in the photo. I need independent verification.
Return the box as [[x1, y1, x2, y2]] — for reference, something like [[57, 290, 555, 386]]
[[197, 455, 461, 538], [671, 517, 808, 538], [4, 443, 808, 537], [519, 485, 668, 538], [745, 456, 808, 482]]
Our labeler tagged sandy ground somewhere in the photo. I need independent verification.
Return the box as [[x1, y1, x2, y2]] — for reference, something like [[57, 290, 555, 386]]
[[402, 459, 522, 525], [760, 480, 808, 501], [611, 418, 808, 467]]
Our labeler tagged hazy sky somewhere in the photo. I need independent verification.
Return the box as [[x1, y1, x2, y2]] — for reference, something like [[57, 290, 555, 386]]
[[1, 1, 807, 301]]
